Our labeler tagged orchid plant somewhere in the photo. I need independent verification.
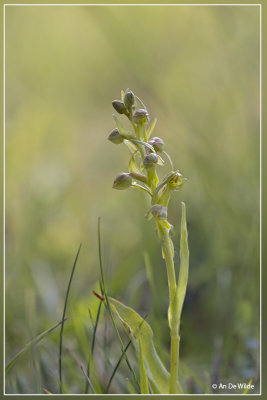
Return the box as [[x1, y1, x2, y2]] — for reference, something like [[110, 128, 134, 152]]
[[107, 89, 189, 394]]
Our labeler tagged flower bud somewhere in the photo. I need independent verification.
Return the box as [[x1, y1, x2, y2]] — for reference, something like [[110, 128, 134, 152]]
[[143, 153, 158, 169], [112, 173, 132, 190], [108, 128, 123, 144], [149, 136, 165, 152], [124, 91, 135, 112], [133, 108, 149, 124], [112, 100, 127, 115]]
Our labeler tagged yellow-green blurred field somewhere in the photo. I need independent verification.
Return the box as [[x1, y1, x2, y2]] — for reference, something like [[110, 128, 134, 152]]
[[5, 5, 260, 394]]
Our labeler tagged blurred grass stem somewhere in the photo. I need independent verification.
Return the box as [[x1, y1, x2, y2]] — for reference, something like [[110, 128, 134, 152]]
[[59, 243, 82, 394]]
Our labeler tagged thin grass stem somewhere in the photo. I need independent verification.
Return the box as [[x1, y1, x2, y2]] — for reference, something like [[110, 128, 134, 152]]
[[58, 243, 82, 394], [84, 299, 102, 393], [81, 365, 96, 394], [105, 340, 132, 393]]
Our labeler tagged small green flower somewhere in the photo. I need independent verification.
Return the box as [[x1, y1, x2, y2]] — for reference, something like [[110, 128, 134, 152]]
[[112, 173, 132, 190], [108, 128, 124, 144], [167, 172, 186, 190]]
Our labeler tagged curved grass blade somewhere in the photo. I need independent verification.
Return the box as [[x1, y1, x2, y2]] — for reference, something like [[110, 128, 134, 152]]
[[59, 243, 82, 394], [5, 319, 67, 373]]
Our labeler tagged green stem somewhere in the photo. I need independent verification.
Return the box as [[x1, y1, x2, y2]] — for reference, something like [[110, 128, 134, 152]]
[[147, 168, 158, 193], [169, 335, 180, 393]]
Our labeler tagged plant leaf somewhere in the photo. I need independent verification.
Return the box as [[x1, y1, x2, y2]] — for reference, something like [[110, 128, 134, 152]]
[[138, 339, 149, 394], [109, 297, 170, 394], [146, 118, 157, 140], [177, 202, 189, 321]]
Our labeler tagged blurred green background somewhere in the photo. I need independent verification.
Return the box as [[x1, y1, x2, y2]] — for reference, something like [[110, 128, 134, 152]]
[[5, 5, 260, 394]]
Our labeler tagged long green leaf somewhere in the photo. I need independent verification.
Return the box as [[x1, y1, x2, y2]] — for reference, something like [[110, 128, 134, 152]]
[[5, 319, 67, 373], [168, 202, 189, 336], [138, 339, 149, 394], [177, 202, 189, 322], [109, 297, 170, 394]]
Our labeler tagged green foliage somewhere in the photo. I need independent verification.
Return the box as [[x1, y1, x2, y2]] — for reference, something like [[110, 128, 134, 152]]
[[109, 297, 170, 394]]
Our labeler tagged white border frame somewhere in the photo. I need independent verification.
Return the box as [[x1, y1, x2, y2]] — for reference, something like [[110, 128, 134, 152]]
[[3, 2, 262, 396]]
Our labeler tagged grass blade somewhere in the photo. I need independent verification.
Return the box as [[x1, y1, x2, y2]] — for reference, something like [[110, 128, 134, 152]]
[[126, 378, 136, 394], [84, 298, 102, 393], [5, 319, 67, 373], [58, 243, 82, 394], [105, 340, 131, 393], [80, 365, 96, 394]]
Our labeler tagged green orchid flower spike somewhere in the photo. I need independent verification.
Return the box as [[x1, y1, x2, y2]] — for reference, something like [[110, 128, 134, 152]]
[[108, 89, 189, 394]]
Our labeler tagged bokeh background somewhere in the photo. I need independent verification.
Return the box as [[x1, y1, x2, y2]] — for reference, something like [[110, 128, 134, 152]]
[[5, 4, 260, 394]]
